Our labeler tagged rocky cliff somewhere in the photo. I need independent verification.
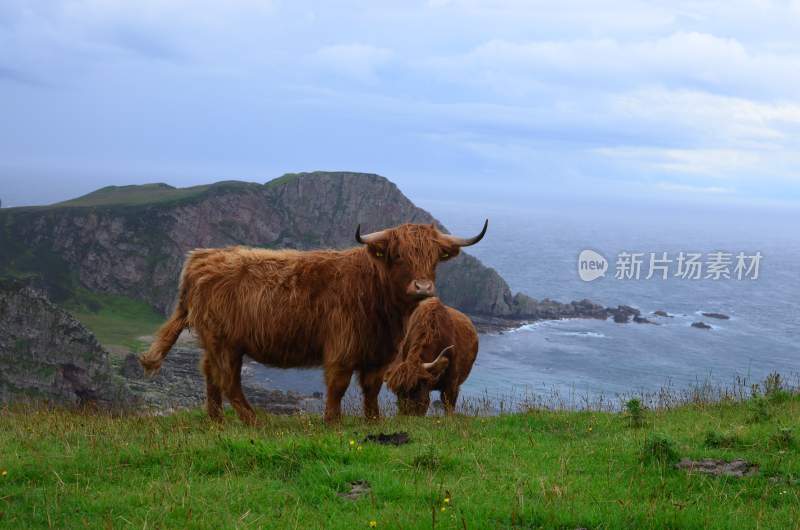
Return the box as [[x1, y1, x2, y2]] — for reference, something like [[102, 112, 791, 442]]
[[0, 278, 317, 411], [0, 171, 609, 324], [0, 279, 129, 405]]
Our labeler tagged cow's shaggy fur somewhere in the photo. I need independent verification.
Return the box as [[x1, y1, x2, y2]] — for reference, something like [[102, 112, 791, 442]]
[[139, 223, 474, 424], [385, 297, 478, 415]]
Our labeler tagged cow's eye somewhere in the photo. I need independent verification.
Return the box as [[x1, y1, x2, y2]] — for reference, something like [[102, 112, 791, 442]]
[[375, 251, 384, 257]]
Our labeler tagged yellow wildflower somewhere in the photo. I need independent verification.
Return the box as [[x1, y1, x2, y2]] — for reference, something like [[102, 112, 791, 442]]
[[1, 470, 6, 477], [369, 520, 377, 527], [444, 497, 450, 504], [349, 440, 356, 446], [441, 506, 446, 512]]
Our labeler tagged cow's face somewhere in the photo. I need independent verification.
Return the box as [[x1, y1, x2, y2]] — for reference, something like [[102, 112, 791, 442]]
[[356, 221, 487, 302], [384, 346, 451, 416], [396, 389, 432, 416]]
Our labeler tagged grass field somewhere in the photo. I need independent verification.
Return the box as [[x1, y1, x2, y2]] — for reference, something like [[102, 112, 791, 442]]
[[66, 290, 164, 354], [2, 391, 798, 529]]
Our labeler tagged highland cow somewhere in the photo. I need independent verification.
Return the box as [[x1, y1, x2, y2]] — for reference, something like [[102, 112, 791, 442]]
[[385, 297, 478, 416], [139, 221, 487, 424]]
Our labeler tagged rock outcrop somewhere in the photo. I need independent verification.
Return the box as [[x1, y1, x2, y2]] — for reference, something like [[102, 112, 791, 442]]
[[121, 348, 319, 414], [0, 172, 612, 325], [702, 312, 730, 320], [0, 279, 129, 406], [0, 278, 316, 411], [608, 305, 641, 324]]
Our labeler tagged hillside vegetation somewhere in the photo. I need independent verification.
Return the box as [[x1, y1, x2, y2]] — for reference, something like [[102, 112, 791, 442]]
[[2, 393, 798, 529]]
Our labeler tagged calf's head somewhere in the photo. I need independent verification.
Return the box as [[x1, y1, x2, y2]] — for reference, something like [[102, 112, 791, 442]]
[[356, 220, 487, 302], [384, 345, 453, 415]]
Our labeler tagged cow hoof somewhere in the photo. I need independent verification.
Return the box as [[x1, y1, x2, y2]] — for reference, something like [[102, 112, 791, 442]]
[[324, 414, 342, 426], [239, 414, 258, 427]]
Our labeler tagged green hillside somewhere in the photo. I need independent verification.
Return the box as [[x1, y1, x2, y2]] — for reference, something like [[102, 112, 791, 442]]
[[52, 180, 266, 209], [2, 393, 798, 529]]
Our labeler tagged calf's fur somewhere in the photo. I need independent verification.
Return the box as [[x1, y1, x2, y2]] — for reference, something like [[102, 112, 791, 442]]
[[385, 297, 479, 415]]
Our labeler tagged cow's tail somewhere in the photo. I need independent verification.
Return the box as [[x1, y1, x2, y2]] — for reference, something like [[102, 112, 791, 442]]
[[139, 272, 190, 376]]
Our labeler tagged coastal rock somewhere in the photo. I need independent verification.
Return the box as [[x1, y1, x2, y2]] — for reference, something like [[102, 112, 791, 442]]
[[609, 305, 641, 324], [653, 310, 673, 318], [702, 312, 730, 320], [121, 349, 319, 414], [510, 295, 608, 321], [691, 321, 712, 330], [633, 315, 657, 325], [0, 279, 130, 406]]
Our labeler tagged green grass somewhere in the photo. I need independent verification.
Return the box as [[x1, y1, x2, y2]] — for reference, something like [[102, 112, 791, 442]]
[[1, 396, 798, 529], [50, 181, 263, 208], [66, 289, 164, 353]]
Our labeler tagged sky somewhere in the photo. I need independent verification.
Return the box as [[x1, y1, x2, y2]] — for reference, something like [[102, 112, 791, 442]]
[[1, 0, 800, 208]]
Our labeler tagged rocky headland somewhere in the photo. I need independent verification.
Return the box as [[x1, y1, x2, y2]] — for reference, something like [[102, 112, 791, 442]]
[[0, 171, 671, 409]]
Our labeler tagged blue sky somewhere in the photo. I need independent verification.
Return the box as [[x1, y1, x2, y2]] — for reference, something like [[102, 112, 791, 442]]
[[1, 0, 799, 208]]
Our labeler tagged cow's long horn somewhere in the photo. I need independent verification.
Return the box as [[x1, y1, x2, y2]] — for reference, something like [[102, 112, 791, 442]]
[[355, 224, 389, 245], [445, 219, 488, 247], [422, 345, 454, 370]]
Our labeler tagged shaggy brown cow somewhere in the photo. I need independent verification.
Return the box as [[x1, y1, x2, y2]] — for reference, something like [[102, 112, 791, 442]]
[[139, 221, 487, 424], [384, 297, 478, 415]]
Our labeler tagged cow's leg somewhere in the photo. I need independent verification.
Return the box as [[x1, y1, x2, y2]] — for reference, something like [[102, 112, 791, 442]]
[[324, 367, 352, 425], [201, 353, 224, 422], [359, 369, 385, 421], [441, 385, 460, 415], [221, 350, 257, 426]]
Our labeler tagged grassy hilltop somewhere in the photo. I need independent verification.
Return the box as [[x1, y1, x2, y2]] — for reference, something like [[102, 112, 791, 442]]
[[2, 392, 798, 529]]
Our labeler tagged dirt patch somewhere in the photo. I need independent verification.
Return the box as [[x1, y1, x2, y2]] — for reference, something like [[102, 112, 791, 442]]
[[363, 432, 411, 446], [676, 458, 758, 477], [337, 480, 371, 500]]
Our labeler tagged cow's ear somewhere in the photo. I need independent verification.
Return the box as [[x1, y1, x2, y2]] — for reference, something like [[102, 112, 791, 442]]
[[425, 356, 449, 381], [439, 245, 460, 261], [423, 346, 451, 380], [367, 242, 388, 261]]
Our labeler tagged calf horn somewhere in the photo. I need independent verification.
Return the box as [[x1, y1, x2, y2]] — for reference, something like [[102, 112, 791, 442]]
[[422, 345, 454, 370], [444, 219, 488, 247], [355, 224, 389, 244]]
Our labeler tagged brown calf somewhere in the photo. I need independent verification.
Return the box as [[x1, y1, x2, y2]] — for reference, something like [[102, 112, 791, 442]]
[[385, 297, 478, 415], [139, 221, 487, 424]]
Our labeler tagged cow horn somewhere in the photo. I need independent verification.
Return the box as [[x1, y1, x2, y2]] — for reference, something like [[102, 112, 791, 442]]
[[422, 345, 454, 371], [446, 219, 488, 247], [355, 224, 389, 245]]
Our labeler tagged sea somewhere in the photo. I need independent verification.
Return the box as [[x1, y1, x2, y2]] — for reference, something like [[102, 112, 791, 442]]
[[247, 198, 799, 410]]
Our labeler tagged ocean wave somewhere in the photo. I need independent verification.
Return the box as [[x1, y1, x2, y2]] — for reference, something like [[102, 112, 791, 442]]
[[507, 321, 548, 333], [556, 331, 607, 339]]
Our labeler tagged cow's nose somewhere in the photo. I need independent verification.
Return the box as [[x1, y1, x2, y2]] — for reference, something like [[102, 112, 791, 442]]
[[413, 280, 435, 296]]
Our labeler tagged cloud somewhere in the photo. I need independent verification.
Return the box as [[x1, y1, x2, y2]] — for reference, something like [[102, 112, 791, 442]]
[[0, 64, 49, 87], [656, 182, 734, 195], [1, 0, 800, 206], [598, 147, 762, 178], [428, 32, 800, 99], [311, 44, 393, 83]]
